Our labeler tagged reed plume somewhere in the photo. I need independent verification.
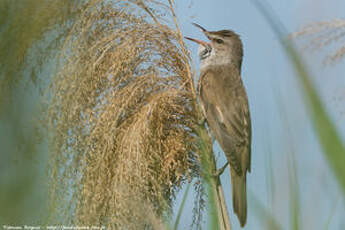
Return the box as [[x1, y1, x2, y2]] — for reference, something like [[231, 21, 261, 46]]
[[292, 19, 345, 64], [47, 1, 207, 229]]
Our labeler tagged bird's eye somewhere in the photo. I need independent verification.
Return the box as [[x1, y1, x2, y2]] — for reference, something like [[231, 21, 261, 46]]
[[215, 38, 224, 44]]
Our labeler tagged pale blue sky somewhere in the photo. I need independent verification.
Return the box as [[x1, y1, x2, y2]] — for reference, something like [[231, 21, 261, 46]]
[[172, 1, 345, 229]]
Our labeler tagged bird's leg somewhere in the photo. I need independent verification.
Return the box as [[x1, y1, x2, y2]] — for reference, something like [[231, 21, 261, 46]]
[[213, 162, 229, 177], [198, 104, 207, 126], [204, 162, 228, 178]]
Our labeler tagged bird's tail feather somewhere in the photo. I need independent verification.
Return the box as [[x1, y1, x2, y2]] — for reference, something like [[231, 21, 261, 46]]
[[230, 168, 247, 227]]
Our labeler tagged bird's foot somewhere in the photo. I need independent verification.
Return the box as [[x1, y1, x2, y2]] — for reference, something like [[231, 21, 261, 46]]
[[213, 162, 229, 177]]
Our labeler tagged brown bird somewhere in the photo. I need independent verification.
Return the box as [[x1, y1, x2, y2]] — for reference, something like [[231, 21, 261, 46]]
[[185, 23, 251, 227]]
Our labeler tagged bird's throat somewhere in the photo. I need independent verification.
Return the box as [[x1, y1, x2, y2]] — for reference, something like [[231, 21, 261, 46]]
[[200, 50, 235, 71]]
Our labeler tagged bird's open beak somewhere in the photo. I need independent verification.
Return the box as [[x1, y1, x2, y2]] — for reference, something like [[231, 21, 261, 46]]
[[184, 37, 209, 47], [191, 23, 207, 33], [184, 23, 210, 47]]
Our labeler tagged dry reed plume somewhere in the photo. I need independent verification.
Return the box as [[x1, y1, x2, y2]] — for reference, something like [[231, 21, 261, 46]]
[[292, 19, 345, 64], [47, 1, 205, 229]]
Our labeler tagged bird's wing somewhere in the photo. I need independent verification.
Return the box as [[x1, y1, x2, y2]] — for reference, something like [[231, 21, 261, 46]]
[[199, 66, 251, 175]]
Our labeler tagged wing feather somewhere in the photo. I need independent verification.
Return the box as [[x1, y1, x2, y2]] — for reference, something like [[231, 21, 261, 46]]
[[198, 66, 251, 175]]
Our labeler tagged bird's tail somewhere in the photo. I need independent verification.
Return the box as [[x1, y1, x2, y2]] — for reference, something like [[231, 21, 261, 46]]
[[230, 168, 247, 227]]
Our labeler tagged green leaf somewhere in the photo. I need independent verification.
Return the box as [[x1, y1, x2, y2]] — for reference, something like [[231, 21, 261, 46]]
[[251, 0, 345, 195]]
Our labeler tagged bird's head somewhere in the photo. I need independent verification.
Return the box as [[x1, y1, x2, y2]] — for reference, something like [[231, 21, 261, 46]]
[[185, 23, 243, 70]]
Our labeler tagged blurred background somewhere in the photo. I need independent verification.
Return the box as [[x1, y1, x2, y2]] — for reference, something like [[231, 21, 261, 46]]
[[0, 0, 344, 229], [176, 0, 345, 229], [175, 0, 345, 229]]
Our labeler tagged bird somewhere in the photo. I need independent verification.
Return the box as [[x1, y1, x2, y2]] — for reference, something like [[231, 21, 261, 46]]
[[185, 23, 251, 227]]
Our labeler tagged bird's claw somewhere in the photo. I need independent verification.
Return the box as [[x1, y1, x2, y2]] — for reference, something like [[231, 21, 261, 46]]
[[213, 162, 229, 177]]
